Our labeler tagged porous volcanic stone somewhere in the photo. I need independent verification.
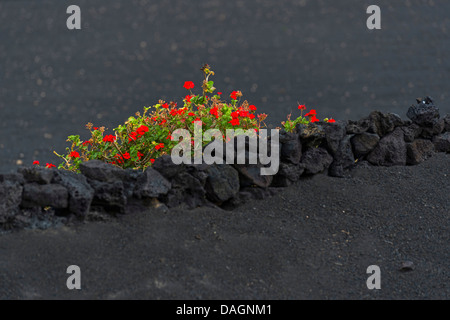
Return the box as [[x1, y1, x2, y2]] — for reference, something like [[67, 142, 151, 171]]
[[351, 132, 380, 158], [233, 164, 273, 188], [346, 118, 370, 134], [271, 162, 305, 187], [432, 132, 450, 153], [0, 176, 23, 222], [89, 180, 127, 213], [328, 135, 355, 177], [80, 160, 127, 182], [367, 127, 406, 166], [420, 119, 445, 139], [324, 121, 347, 156], [21, 183, 68, 209], [296, 123, 326, 148], [18, 166, 55, 184], [367, 111, 399, 137], [444, 114, 450, 132], [407, 96, 440, 127], [401, 123, 422, 143], [406, 139, 435, 165], [152, 154, 186, 179], [301, 147, 333, 174], [134, 167, 171, 199], [280, 131, 302, 164], [164, 172, 206, 209], [205, 164, 240, 203]]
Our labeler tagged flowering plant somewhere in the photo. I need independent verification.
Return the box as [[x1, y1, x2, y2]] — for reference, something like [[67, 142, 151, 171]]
[[53, 65, 267, 172], [281, 104, 336, 133]]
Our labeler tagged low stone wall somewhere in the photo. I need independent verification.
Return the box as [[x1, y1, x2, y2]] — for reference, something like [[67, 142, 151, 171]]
[[1, 97, 449, 232]]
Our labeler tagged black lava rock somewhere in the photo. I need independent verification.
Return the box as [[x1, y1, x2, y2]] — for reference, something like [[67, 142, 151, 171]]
[[432, 132, 450, 153], [21, 183, 69, 209], [280, 131, 302, 164], [367, 127, 407, 166], [406, 139, 435, 165], [80, 160, 128, 182], [134, 167, 172, 199], [407, 96, 440, 127], [18, 166, 55, 184], [301, 147, 334, 175], [351, 132, 380, 158], [205, 164, 240, 203], [0, 176, 23, 223], [53, 170, 94, 217]]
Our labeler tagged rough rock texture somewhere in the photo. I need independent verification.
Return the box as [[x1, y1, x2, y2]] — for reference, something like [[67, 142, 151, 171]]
[[401, 123, 422, 143], [0, 176, 23, 222], [205, 164, 240, 203], [133, 168, 171, 199], [328, 135, 355, 177], [367, 128, 407, 166], [406, 139, 435, 165], [279, 131, 302, 164], [21, 184, 68, 209], [301, 147, 334, 174], [432, 132, 450, 153], [272, 163, 305, 187], [407, 96, 440, 127], [18, 167, 55, 185], [53, 170, 94, 217], [351, 132, 380, 158], [80, 160, 127, 182]]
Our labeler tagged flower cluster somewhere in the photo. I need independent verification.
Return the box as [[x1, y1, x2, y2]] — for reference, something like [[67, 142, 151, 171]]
[[33, 65, 336, 171], [52, 65, 267, 172], [281, 104, 336, 133]]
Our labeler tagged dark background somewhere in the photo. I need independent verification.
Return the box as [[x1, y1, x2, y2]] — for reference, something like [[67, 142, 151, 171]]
[[1, 0, 449, 172]]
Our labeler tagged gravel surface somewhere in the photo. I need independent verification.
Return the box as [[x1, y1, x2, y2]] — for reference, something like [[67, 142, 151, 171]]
[[0, 153, 448, 299]]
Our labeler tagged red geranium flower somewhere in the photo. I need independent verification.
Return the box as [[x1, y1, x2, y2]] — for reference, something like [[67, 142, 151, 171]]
[[230, 91, 239, 100], [137, 151, 144, 160], [183, 81, 195, 90], [136, 125, 149, 136], [248, 114, 255, 119], [82, 140, 91, 146], [327, 118, 336, 123], [217, 92, 222, 95], [162, 103, 169, 109], [45, 163, 56, 169], [33, 160, 40, 165], [185, 95, 193, 103], [310, 115, 320, 123], [191, 118, 202, 124], [122, 152, 131, 160], [69, 151, 80, 158], [128, 131, 138, 143], [230, 111, 240, 118], [209, 106, 219, 118], [249, 105, 257, 111], [298, 104, 306, 110], [170, 109, 178, 117], [150, 159, 155, 164], [229, 118, 240, 126]]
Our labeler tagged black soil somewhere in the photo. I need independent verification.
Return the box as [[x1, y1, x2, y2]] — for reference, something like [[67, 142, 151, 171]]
[[0, 153, 449, 299]]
